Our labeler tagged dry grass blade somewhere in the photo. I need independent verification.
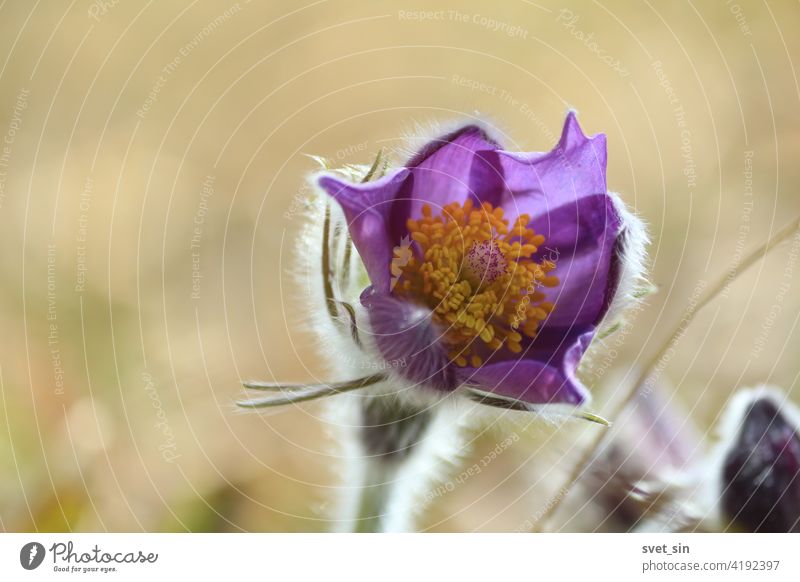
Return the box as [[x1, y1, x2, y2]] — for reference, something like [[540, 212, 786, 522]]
[[237, 374, 386, 408]]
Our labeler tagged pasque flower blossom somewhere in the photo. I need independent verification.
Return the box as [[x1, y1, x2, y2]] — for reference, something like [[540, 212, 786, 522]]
[[239, 112, 647, 532], [316, 112, 646, 407]]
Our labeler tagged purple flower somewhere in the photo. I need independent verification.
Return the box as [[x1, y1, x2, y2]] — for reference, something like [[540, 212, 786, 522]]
[[318, 112, 645, 407]]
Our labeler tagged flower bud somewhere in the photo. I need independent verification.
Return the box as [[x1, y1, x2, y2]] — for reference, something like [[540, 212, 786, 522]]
[[720, 391, 800, 532]]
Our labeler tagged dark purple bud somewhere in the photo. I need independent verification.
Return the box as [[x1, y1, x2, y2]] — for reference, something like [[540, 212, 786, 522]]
[[722, 398, 800, 532]]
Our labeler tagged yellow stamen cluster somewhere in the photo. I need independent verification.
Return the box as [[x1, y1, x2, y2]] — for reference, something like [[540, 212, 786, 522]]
[[395, 200, 558, 367]]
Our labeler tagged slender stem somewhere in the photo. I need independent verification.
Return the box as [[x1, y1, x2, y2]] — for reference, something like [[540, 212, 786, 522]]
[[321, 202, 338, 320], [340, 395, 438, 532], [353, 461, 395, 533], [534, 216, 800, 531]]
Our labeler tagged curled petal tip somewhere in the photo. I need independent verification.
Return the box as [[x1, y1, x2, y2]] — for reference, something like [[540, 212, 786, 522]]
[[558, 109, 605, 152]]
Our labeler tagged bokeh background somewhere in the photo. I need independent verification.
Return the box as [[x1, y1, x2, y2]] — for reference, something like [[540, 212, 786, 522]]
[[1, 0, 798, 532]]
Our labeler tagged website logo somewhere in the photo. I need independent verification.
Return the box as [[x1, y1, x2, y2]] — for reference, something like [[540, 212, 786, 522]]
[[20, 542, 46, 570]]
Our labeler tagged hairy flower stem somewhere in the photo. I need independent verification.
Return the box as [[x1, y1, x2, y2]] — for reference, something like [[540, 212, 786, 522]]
[[346, 396, 433, 532], [352, 462, 397, 533], [535, 216, 800, 532]]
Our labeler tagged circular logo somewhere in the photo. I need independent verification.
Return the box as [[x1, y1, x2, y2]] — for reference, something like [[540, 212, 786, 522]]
[[20, 542, 46, 570]]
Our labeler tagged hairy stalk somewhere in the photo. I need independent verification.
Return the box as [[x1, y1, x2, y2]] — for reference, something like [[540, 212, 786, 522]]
[[352, 465, 393, 533], [535, 216, 800, 531], [333, 391, 465, 532], [350, 396, 432, 532]]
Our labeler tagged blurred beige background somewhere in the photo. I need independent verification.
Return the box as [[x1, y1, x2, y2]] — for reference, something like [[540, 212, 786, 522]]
[[0, 0, 798, 532]]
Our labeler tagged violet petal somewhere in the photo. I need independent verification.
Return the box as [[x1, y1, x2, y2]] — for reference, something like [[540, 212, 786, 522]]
[[318, 168, 410, 292], [360, 288, 456, 391]]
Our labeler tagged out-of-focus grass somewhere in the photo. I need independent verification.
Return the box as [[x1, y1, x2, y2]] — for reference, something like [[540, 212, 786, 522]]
[[0, 0, 798, 531]]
